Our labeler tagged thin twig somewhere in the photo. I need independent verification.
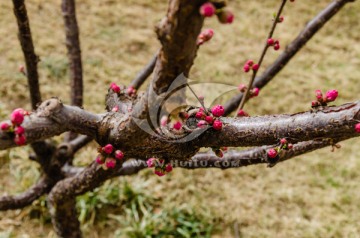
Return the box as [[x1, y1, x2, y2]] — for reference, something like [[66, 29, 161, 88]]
[[225, 0, 352, 116], [234, 0, 287, 116], [129, 51, 158, 90]]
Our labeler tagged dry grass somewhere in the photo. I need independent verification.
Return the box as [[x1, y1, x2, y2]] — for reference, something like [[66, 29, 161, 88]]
[[1, 0, 360, 237]]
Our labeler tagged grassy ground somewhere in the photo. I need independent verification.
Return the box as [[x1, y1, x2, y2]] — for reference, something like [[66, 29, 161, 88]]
[[1, 0, 360, 237]]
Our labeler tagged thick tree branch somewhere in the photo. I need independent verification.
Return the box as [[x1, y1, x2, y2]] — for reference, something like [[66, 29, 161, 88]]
[[62, 0, 83, 107], [0, 176, 52, 211], [152, 0, 205, 94], [129, 52, 158, 90], [197, 101, 360, 148], [12, 0, 41, 110], [0, 99, 102, 150], [224, 0, 355, 115]]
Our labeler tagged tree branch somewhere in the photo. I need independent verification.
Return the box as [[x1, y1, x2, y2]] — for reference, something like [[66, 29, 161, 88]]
[[151, 0, 205, 94], [129, 52, 158, 90], [0, 99, 102, 150], [224, 0, 355, 115], [12, 0, 42, 110], [197, 101, 360, 148], [0, 176, 52, 211], [62, 0, 83, 107]]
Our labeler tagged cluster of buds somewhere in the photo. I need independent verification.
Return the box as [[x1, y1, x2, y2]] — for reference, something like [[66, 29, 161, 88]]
[[311, 89, 338, 108], [199, 2, 234, 24], [243, 60, 259, 73], [267, 38, 280, 51], [238, 84, 260, 98], [109, 82, 137, 97], [147, 158, 173, 177], [95, 144, 124, 170], [196, 105, 224, 131], [0, 108, 29, 146], [197, 29, 214, 45], [267, 138, 293, 167]]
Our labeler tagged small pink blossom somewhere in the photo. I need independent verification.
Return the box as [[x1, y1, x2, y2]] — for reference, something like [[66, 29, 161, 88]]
[[237, 109, 249, 117], [315, 90, 323, 100], [96, 155, 105, 164], [126, 86, 136, 96], [165, 163, 173, 173], [115, 150, 124, 160], [154, 169, 166, 177], [205, 115, 213, 124], [197, 29, 214, 45], [197, 120, 207, 128], [243, 64, 250, 73], [11, 108, 25, 125], [238, 84, 247, 92], [355, 123, 360, 133], [267, 38, 275, 46], [211, 105, 225, 117], [195, 111, 205, 119], [246, 60, 254, 66], [14, 134, 26, 146], [147, 158, 156, 168], [173, 121, 182, 130], [110, 82, 121, 93], [267, 148, 278, 159], [212, 120, 223, 130], [199, 2, 216, 17], [112, 106, 119, 112], [217, 10, 234, 24], [0, 122, 10, 131], [102, 144, 114, 154], [14, 126, 25, 135], [280, 138, 287, 145], [105, 158, 116, 169], [252, 64, 259, 71], [160, 116, 168, 126], [325, 89, 338, 102], [251, 88, 260, 97]]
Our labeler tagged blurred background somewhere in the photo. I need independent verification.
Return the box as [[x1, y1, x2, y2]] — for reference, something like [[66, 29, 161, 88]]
[[0, 0, 360, 237]]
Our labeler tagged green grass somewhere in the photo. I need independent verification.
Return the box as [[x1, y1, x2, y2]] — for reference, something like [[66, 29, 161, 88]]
[[1, 0, 360, 237]]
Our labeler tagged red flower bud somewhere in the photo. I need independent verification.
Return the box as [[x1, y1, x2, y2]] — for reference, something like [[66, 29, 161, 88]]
[[212, 120, 223, 130], [199, 2, 216, 17]]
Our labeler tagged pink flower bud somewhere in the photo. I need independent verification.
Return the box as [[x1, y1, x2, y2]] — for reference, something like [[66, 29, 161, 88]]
[[173, 121, 182, 130], [199, 2, 216, 17], [252, 64, 259, 71], [355, 123, 360, 133], [325, 89, 338, 102], [14, 126, 25, 135], [311, 101, 320, 107], [105, 158, 116, 169], [160, 116, 168, 126], [147, 158, 156, 168], [95, 155, 105, 164], [11, 108, 25, 125], [217, 9, 234, 24], [102, 144, 114, 154], [154, 168, 166, 177], [0, 122, 10, 131], [115, 150, 124, 160], [243, 64, 250, 73], [251, 88, 260, 97], [110, 82, 120, 93], [197, 120, 207, 128], [274, 43, 280, 51], [278, 16, 284, 22], [267, 148, 278, 159], [211, 105, 225, 117], [238, 84, 247, 92], [19, 65, 25, 74], [197, 29, 214, 45], [205, 115, 213, 124], [14, 134, 26, 146], [315, 90, 323, 100], [126, 86, 136, 96], [237, 109, 249, 117], [280, 138, 287, 144], [212, 120, 223, 130], [267, 38, 275, 46], [195, 111, 205, 119], [288, 143, 293, 149], [246, 60, 254, 66], [165, 163, 173, 173]]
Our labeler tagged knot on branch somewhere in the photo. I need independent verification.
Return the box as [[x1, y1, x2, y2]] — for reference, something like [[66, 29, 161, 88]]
[[36, 98, 63, 118]]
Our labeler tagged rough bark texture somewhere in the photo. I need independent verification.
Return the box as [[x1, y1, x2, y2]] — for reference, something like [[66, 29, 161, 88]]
[[62, 0, 83, 107], [12, 0, 41, 109]]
